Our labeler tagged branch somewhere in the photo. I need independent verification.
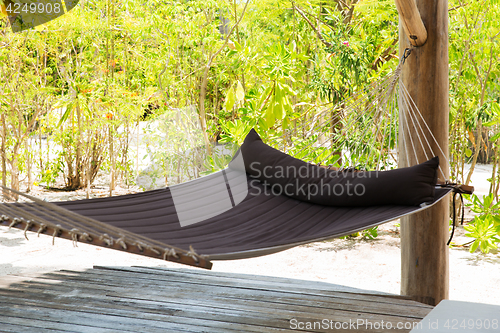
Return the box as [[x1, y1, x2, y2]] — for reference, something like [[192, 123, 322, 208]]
[[197, 0, 250, 151], [207, 0, 250, 67], [370, 38, 398, 70], [336, 0, 349, 10], [293, 5, 333, 48], [158, 58, 170, 108], [298, 4, 343, 34], [449, 2, 469, 12], [343, 0, 359, 25]]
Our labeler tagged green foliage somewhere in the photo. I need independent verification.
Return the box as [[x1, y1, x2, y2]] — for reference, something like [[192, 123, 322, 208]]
[[464, 214, 500, 254], [448, 0, 500, 184], [467, 193, 500, 216], [464, 194, 500, 253], [0, 0, 404, 191], [362, 226, 379, 240], [339, 226, 379, 240], [0, 0, 497, 246]]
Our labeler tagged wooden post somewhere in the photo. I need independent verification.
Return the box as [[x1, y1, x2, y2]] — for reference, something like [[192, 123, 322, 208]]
[[394, 0, 428, 47], [398, 0, 449, 306]]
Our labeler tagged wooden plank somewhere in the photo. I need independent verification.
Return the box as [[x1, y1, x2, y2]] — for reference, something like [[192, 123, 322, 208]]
[[0, 294, 293, 333], [0, 266, 432, 332], [399, 0, 449, 306], [0, 303, 236, 333], [22, 269, 408, 312], [91, 266, 430, 307], [394, 0, 428, 46], [27, 269, 432, 318], [0, 297, 415, 333], [0, 281, 426, 327], [132, 266, 397, 297], [0, 314, 119, 333], [50, 269, 430, 317], [0, 272, 424, 324], [0, 321, 75, 333], [0, 272, 429, 327]]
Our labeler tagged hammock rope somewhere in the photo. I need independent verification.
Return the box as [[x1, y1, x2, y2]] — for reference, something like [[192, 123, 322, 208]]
[[266, 62, 403, 170], [401, 81, 450, 176], [0, 185, 211, 269], [286, 71, 400, 163], [263, 58, 449, 184]]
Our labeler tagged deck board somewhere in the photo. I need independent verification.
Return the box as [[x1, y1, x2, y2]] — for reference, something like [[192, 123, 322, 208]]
[[0, 266, 431, 332]]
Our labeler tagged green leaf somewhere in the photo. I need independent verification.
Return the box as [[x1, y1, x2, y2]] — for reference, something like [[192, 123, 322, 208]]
[[283, 97, 293, 115], [273, 99, 285, 120], [470, 239, 480, 253], [224, 85, 236, 112], [57, 104, 73, 127], [483, 119, 498, 127], [282, 116, 289, 130], [235, 81, 245, 102], [492, 102, 500, 114], [491, 133, 500, 141], [480, 240, 489, 253], [264, 102, 275, 128], [281, 83, 296, 96], [258, 86, 273, 110], [233, 40, 242, 52]]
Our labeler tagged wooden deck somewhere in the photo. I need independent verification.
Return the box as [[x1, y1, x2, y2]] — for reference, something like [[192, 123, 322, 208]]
[[0, 266, 433, 332]]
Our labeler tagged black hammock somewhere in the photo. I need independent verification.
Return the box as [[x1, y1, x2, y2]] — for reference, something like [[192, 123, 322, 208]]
[[0, 129, 455, 270]]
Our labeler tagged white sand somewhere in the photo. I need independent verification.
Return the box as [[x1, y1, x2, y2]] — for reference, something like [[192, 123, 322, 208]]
[[1, 164, 500, 305]]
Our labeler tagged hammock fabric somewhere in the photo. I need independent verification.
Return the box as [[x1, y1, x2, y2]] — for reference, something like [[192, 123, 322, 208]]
[[0, 130, 452, 270], [57, 177, 450, 258]]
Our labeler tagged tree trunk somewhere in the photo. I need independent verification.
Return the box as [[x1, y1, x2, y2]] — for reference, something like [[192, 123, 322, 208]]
[[1, 114, 6, 188], [109, 125, 114, 196], [27, 137, 31, 192], [9, 143, 21, 200], [399, 0, 449, 306], [199, 65, 213, 154]]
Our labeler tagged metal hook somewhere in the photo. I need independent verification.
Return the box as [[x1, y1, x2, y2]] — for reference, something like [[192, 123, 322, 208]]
[[402, 48, 412, 64]]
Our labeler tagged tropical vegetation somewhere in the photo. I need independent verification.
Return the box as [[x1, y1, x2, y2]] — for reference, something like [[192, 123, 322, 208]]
[[0, 0, 499, 252]]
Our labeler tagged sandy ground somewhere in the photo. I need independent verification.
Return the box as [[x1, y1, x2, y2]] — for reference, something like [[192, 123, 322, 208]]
[[1, 164, 500, 306]]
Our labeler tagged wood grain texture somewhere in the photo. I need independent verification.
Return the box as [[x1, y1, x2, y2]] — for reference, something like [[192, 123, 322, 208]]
[[394, 0, 428, 47], [398, 0, 450, 306], [0, 266, 432, 332]]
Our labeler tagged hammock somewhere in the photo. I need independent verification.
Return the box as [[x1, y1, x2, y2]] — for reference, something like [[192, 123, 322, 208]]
[[0, 59, 467, 270], [0, 170, 450, 270]]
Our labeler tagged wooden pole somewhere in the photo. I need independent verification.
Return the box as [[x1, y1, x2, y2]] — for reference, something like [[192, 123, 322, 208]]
[[398, 0, 449, 306], [394, 0, 428, 47]]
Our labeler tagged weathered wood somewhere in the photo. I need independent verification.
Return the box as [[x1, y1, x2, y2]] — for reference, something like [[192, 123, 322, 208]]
[[0, 313, 120, 333], [52, 267, 432, 313], [134, 266, 414, 299], [436, 182, 474, 195], [454, 184, 474, 195], [94, 266, 428, 306], [399, 0, 449, 305], [3, 275, 429, 321], [3, 272, 429, 322], [394, 0, 428, 47], [0, 298, 266, 333], [0, 321, 71, 333], [0, 266, 432, 332]]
